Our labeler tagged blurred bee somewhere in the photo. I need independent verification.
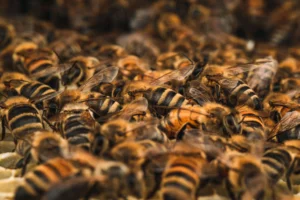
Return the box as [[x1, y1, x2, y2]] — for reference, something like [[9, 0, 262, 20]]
[[237, 105, 266, 140], [14, 158, 80, 200], [205, 75, 262, 110], [110, 139, 168, 168], [117, 55, 149, 80], [246, 56, 278, 98], [160, 153, 206, 200], [280, 78, 300, 93], [13, 47, 62, 90], [0, 21, 16, 51], [268, 111, 300, 142], [159, 103, 241, 139], [263, 92, 292, 123], [156, 52, 191, 70], [97, 44, 128, 59], [42, 156, 145, 200], [0, 96, 44, 141], [54, 103, 96, 151]]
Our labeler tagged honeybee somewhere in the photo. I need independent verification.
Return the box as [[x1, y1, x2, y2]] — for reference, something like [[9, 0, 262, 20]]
[[205, 75, 262, 110], [54, 103, 96, 151], [237, 105, 266, 140], [159, 103, 241, 139], [268, 111, 300, 142], [14, 158, 80, 200], [160, 153, 206, 200], [111, 63, 195, 108], [97, 44, 128, 59], [0, 96, 44, 141], [280, 78, 300, 92], [246, 56, 279, 98], [117, 55, 149, 80], [0, 21, 16, 51], [110, 139, 168, 168], [61, 56, 101, 87], [46, 66, 120, 118]]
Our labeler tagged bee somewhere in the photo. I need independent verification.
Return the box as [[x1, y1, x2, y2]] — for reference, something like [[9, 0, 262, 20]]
[[237, 105, 266, 140], [156, 52, 191, 70], [2, 79, 57, 110], [111, 63, 194, 108], [268, 111, 300, 142], [263, 92, 292, 123], [0, 96, 44, 141], [159, 103, 241, 139], [13, 47, 62, 90], [117, 55, 149, 80], [206, 75, 262, 110], [110, 139, 168, 168], [54, 103, 96, 151], [0, 21, 16, 51], [246, 56, 279, 98], [48, 66, 120, 118], [61, 56, 100, 87], [280, 78, 300, 92], [14, 158, 80, 200], [160, 153, 206, 200], [97, 44, 128, 59]]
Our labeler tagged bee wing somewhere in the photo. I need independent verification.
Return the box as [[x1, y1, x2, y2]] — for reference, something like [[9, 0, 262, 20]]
[[78, 66, 119, 92], [3, 79, 30, 87], [268, 111, 300, 140], [115, 97, 149, 121], [31, 63, 74, 79], [225, 64, 253, 77], [149, 64, 195, 86], [188, 87, 214, 105]]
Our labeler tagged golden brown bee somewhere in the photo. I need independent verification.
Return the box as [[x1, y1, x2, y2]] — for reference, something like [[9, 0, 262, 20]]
[[14, 158, 80, 200], [0, 96, 44, 141], [117, 55, 149, 80], [55, 103, 96, 151], [237, 105, 266, 140], [97, 44, 128, 59], [159, 103, 241, 139], [62, 56, 100, 87]]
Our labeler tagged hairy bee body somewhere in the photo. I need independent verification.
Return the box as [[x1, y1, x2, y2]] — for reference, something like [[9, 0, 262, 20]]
[[56, 103, 95, 151], [0, 21, 15, 51], [14, 158, 79, 200], [0, 96, 43, 140]]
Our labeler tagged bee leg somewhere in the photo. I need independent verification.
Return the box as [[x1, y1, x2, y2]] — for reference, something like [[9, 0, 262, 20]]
[[225, 179, 236, 200], [21, 149, 32, 176]]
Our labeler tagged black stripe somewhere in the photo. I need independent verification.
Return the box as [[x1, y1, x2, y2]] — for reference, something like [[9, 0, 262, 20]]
[[20, 83, 42, 97], [44, 163, 62, 178], [26, 178, 45, 196], [65, 118, 82, 130], [163, 181, 192, 194], [170, 163, 195, 172], [264, 150, 292, 168], [261, 159, 284, 173], [66, 127, 90, 138], [230, 85, 249, 105], [10, 115, 41, 130], [33, 87, 53, 99], [160, 90, 176, 106], [165, 171, 197, 185], [8, 105, 38, 120], [174, 97, 185, 107], [32, 170, 50, 184], [30, 62, 52, 74], [68, 136, 90, 145], [150, 87, 166, 105]]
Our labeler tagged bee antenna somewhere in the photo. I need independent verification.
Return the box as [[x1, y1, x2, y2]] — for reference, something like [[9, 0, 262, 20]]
[[179, 52, 194, 66], [53, 50, 63, 63]]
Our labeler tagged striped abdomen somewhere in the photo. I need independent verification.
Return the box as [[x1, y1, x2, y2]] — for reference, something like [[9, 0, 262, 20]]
[[276, 125, 300, 143], [85, 93, 122, 118], [147, 87, 188, 108], [6, 104, 43, 139], [226, 80, 262, 110], [262, 147, 292, 184], [14, 158, 78, 200], [159, 106, 202, 139], [60, 113, 93, 150], [160, 157, 202, 200]]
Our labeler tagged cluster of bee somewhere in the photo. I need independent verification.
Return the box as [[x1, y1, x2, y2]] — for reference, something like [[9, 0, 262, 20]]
[[0, 0, 300, 200]]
